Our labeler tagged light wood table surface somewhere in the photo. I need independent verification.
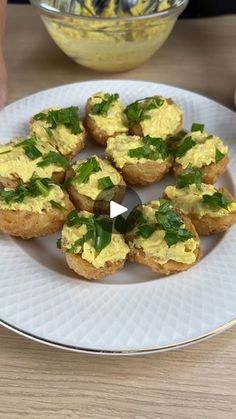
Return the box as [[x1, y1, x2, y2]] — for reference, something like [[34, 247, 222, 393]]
[[1, 5, 236, 419]]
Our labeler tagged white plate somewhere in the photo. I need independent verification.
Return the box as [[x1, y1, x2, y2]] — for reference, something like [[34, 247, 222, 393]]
[[1, 80, 236, 355]]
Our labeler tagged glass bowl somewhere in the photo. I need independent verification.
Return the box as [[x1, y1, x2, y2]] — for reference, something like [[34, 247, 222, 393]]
[[30, 0, 188, 73]]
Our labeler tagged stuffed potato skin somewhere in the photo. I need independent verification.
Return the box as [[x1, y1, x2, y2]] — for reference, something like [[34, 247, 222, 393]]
[[105, 134, 173, 185], [120, 159, 173, 185], [0, 170, 65, 189], [181, 188, 236, 236], [84, 93, 128, 146], [65, 159, 126, 214], [0, 193, 74, 239], [173, 154, 229, 184], [126, 211, 201, 275], [62, 248, 126, 280], [129, 98, 183, 138]]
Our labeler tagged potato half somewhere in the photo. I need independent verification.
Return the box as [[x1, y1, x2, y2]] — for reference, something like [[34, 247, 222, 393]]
[[105, 134, 173, 185], [84, 92, 128, 146], [66, 156, 126, 214], [165, 185, 236, 236], [126, 97, 183, 138], [61, 210, 129, 280], [173, 154, 229, 184], [0, 188, 73, 239], [126, 204, 201, 275], [30, 107, 86, 160]]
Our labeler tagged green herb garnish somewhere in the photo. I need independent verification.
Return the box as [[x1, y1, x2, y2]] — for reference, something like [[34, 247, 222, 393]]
[[128, 136, 169, 161], [68, 229, 94, 254], [44, 127, 53, 138], [66, 210, 94, 228], [34, 107, 82, 135], [128, 207, 157, 238], [169, 130, 187, 144], [124, 97, 164, 127], [50, 200, 66, 211], [98, 176, 114, 190], [155, 199, 194, 247], [176, 164, 202, 189], [37, 151, 68, 168], [94, 218, 112, 252], [14, 135, 42, 160], [114, 215, 128, 234], [56, 238, 62, 249], [202, 192, 232, 210], [215, 148, 225, 163], [191, 123, 204, 133], [175, 136, 196, 158], [66, 210, 113, 254], [74, 157, 101, 184], [137, 224, 157, 239], [145, 97, 164, 111], [91, 93, 119, 116], [164, 228, 194, 247], [129, 207, 146, 226], [0, 177, 52, 204]]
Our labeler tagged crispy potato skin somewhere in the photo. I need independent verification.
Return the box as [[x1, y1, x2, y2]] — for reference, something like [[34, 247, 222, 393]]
[[173, 188, 236, 236], [62, 246, 126, 280], [84, 102, 128, 147], [0, 193, 74, 239], [121, 158, 173, 185], [66, 166, 126, 214], [130, 98, 183, 137], [0, 170, 65, 189], [29, 118, 87, 160], [126, 213, 201, 275], [64, 128, 86, 160], [173, 154, 229, 184]]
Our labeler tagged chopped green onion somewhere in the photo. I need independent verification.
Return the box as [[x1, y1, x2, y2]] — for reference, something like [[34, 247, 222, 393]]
[[74, 157, 101, 184], [191, 123, 204, 133], [215, 148, 225, 163], [34, 106, 82, 135], [37, 151, 68, 168], [91, 93, 119, 116], [98, 176, 114, 190], [176, 164, 202, 189], [50, 200, 66, 211], [175, 136, 196, 158], [203, 192, 232, 210]]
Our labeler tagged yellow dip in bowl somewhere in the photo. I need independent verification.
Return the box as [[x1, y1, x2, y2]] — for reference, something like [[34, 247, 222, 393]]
[[30, 0, 188, 72]]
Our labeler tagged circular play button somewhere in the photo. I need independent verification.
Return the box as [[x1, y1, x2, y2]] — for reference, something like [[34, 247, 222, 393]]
[[94, 185, 142, 234]]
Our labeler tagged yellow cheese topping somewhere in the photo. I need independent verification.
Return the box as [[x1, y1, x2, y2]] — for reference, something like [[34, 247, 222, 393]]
[[175, 131, 228, 169], [105, 134, 170, 168], [61, 211, 129, 268], [71, 156, 122, 200], [140, 98, 182, 138], [130, 201, 198, 265], [30, 108, 84, 157], [0, 185, 65, 214], [165, 184, 236, 217], [87, 92, 128, 136], [0, 138, 65, 183]]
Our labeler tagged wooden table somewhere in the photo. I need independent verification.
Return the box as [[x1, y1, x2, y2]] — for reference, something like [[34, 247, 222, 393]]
[[1, 5, 236, 419]]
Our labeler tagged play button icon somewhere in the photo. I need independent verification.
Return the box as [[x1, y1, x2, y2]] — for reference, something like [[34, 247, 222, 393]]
[[110, 201, 128, 219]]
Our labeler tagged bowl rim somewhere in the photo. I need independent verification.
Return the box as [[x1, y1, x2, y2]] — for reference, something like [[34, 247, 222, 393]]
[[30, 0, 189, 22]]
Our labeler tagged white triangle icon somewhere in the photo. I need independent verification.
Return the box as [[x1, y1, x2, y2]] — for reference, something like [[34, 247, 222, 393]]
[[110, 201, 128, 219]]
